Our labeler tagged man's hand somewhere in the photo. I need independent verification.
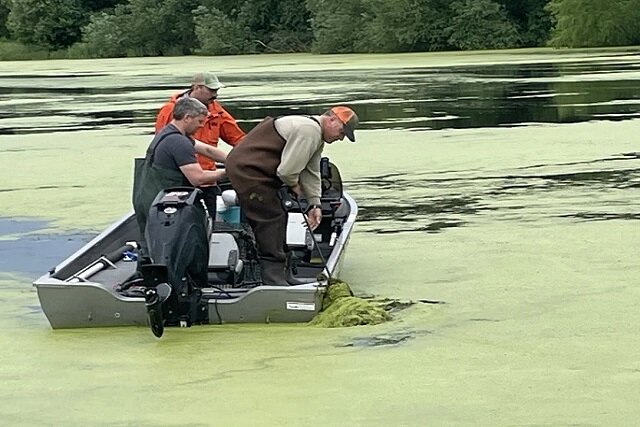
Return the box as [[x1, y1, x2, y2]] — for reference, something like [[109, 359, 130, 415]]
[[290, 184, 302, 198], [306, 207, 322, 231]]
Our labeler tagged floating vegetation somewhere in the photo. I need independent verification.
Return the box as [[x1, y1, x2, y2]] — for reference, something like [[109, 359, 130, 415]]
[[308, 280, 392, 328]]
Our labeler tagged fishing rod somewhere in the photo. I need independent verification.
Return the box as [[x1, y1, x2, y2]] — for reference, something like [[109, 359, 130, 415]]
[[68, 241, 138, 282], [290, 193, 332, 284]]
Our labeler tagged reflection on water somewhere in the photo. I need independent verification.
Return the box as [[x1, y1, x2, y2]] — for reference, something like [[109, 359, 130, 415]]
[[0, 52, 638, 243], [0, 218, 93, 279], [354, 152, 640, 234], [2, 53, 640, 135]]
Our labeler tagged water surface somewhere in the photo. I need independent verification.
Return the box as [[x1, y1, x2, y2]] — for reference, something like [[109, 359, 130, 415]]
[[1, 48, 639, 426]]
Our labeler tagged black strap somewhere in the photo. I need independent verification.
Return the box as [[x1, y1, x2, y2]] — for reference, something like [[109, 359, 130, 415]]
[[148, 127, 182, 166], [306, 115, 320, 126], [274, 115, 321, 126]]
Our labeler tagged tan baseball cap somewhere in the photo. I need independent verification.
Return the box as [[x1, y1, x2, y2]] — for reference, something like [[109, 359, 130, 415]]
[[191, 72, 225, 90]]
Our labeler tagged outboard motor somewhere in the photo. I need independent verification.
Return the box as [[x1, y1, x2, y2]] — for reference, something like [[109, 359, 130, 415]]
[[141, 187, 211, 337]]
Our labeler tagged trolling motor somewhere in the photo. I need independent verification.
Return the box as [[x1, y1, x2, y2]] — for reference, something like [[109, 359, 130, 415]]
[[141, 187, 211, 337]]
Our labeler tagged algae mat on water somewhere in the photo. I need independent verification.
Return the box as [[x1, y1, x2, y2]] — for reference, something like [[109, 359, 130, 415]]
[[309, 280, 392, 327], [1, 50, 640, 426]]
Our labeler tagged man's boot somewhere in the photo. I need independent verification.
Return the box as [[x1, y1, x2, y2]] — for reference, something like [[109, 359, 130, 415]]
[[260, 259, 317, 286], [286, 253, 317, 285], [287, 271, 318, 285], [260, 260, 289, 286]]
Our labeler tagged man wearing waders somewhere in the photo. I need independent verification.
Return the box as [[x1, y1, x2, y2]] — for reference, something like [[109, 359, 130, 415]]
[[155, 72, 245, 216], [133, 97, 227, 242], [225, 106, 359, 285]]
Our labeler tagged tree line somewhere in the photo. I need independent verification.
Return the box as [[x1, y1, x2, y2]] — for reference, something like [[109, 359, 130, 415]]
[[1, 0, 639, 60]]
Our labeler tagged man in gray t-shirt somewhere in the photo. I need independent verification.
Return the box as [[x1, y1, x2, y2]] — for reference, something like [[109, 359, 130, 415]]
[[151, 125, 199, 171], [133, 97, 229, 238]]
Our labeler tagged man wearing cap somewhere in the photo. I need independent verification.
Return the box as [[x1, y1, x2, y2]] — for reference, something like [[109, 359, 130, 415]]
[[155, 72, 245, 214], [134, 97, 228, 240], [225, 106, 358, 286]]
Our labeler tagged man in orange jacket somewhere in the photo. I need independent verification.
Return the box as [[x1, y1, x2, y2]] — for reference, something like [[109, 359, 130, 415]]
[[155, 71, 245, 215]]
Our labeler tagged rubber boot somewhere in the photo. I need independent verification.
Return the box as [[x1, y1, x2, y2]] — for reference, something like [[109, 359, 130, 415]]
[[287, 271, 317, 285], [286, 253, 317, 285], [260, 260, 289, 286], [261, 260, 318, 286]]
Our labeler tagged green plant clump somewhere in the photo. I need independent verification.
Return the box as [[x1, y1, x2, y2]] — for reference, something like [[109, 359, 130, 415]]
[[309, 280, 392, 328]]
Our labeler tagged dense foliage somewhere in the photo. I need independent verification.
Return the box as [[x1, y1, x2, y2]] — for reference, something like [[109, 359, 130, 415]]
[[0, 0, 638, 59], [447, 0, 520, 50], [7, 0, 86, 48], [0, 0, 10, 39], [548, 0, 640, 47]]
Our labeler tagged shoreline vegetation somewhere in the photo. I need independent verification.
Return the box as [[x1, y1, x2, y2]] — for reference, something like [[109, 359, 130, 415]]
[[1, 0, 639, 61]]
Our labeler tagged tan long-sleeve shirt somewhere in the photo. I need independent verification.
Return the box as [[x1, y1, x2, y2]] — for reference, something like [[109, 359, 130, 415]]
[[275, 115, 324, 206]]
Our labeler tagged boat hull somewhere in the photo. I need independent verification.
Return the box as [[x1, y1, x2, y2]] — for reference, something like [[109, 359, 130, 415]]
[[35, 281, 325, 328], [34, 193, 357, 329]]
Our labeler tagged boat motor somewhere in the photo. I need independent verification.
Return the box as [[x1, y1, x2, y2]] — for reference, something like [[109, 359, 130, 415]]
[[141, 187, 211, 337]]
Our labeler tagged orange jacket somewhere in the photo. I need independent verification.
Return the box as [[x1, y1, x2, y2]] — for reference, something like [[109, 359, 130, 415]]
[[155, 92, 245, 170]]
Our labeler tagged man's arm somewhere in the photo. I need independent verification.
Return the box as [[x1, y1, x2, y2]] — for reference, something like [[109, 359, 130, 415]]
[[169, 134, 225, 186], [194, 140, 227, 163], [298, 147, 323, 206], [179, 163, 226, 187], [217, 105, 245, 147]]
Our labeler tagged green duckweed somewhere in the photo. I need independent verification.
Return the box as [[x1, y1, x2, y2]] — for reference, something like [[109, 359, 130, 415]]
[[308, 280, 392, 327]]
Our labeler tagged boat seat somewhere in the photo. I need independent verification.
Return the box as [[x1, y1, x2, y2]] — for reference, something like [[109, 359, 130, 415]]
[[208, 233, 243, 274], [286, 213, 311, 249], [334, 197, 350, 218]]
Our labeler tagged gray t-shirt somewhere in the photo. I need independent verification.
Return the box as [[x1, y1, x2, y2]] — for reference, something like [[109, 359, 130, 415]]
[[150, 124, 197, 170]]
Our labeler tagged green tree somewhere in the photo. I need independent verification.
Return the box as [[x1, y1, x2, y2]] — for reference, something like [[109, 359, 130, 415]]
[[0, 0, 10, 38], [82, 0, 200, 56], [125, 0, 200, 55], [81, 7, 129, 57], [193, 5, 250, 55], [238, 0, 274, 50], [359, 0, 452, 52], [447, 0, 520, 50], [548, 0, 640, 47], [497, 0, 552, 46], [306, 0, 368, 53], [197, 0, 240, 19], [194, 0, 312, 54], [266, 0, 313, 51], [82, 0, 125, 10], [7, 0, 86, 48]]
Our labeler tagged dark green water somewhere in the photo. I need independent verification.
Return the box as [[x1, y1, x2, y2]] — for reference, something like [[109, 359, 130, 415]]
[[2, 51, 640, 136]]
